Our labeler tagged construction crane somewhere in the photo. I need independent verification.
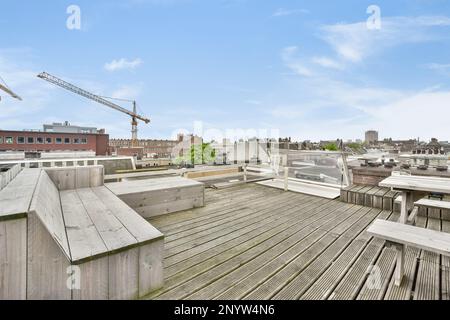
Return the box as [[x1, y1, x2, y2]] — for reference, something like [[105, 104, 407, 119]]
[[37, 71, 150, 147], [0, 78, 22, 101]]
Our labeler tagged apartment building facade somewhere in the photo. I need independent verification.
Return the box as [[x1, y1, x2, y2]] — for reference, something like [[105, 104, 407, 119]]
[[0, 130, 109, 156]]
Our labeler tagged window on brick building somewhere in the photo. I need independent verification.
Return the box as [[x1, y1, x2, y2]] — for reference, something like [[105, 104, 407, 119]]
[[56, 137, 62, 144], [81, 138, 88, 144], [37, 137, 44, 144], [17, 137, 25, 144], [64, 138, 71, 144], [73, 138, 80, 144], [27, 137, 34, 144], [0, 137, 3, 144], [46, 137, 52, 144], [5, 137, 13, 144]]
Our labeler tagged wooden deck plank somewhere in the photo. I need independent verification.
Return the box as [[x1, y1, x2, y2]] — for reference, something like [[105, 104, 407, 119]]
[[142, 183, 447, 301], [382, 216, 426, 300], [152, 185, 283, 232], [327, 212, 401, 300], [152, 200, 341, 300], [164, 191, 306, 245], [162, 199, 336, 290], [164, 193, 313, 256], [413, 217, 441, 300], [272, 207, 385, 300], [155, 201, 358, 299], [164, 194, 328, 268], [300, 210, 393, 300], [241, 207, 370, 300], [356, 246, 396, 300]]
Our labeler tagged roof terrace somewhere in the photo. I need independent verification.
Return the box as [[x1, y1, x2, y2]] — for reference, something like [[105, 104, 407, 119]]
[[145, 183, 449, 300]]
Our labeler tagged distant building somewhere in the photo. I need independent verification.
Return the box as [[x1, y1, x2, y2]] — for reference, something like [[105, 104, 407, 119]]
[[43, 121, 103, 134], [278, 137, 300, 150], [365, 130, 379, 144], [413, 138, 445, 155], [381, 138, 418, 153], [173, 134, 203, 158], [110, 138, 179, 158], [110, 133, 203, 159], [0, 126, 109, 156]]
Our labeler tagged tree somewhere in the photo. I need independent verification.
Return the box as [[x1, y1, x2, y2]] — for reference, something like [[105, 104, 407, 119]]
[[174, 143, 216, 165], [323, 143, 338, 151]]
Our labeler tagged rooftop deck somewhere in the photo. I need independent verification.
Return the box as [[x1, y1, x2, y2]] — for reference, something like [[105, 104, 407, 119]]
[[146, 183, 450, 300]]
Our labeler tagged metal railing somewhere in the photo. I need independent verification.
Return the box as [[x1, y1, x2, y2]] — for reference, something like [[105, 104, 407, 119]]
[[242, 150, 351, 192]]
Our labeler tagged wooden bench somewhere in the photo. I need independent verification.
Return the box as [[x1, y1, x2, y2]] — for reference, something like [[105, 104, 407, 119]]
[[0, 166, 164, 300], [367, 219, 450, 286], [394, 196, 450, 221], [415, 198, 450, 221], [106, 176, 205, 218], [0, 168, 41, 299]]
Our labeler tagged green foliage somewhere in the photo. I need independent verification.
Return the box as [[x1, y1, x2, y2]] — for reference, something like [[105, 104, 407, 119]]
[[174, 143, 216, 165], [347, 142, 363, 150], [323, 143, 338, 151]]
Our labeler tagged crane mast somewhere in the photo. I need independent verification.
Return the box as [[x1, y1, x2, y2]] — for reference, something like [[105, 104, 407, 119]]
[[37, 72, 150, 147]]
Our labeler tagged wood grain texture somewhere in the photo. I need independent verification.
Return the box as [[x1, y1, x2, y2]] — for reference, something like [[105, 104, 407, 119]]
[[106, 177, 205, 218], [380, 175, 450, 194], [0, 168, 40, 221], [108, 248, 139, 300], [367, 219, 450, 256], [0, 219, 27, 299], [145, 184, 449, 300], [27, 210, 71, 300]]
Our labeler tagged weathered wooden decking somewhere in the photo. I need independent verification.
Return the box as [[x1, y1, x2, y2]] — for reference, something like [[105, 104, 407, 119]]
[[146, 184, 449, 300]]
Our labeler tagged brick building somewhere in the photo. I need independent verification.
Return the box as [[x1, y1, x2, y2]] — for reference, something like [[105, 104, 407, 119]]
[[110, 139, 178, 158], [0, 129, 109, 156], [110, 134, 203, 159]]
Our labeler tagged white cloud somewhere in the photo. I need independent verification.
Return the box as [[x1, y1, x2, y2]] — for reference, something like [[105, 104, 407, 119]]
[[426, 63, 450, 76], [273, 8, 309, 17], [269, 105, 304, 118], [281, 46, 313, 77], [0, 50, 54, 125], [265, 67, 450, 140], [104, 58, 143, 72], [321, 16, 450, 63], [369, 90, 450, 140], [110, 83, 144, 100], [245, 99, 262, 105], [311, 56, 343, 70]]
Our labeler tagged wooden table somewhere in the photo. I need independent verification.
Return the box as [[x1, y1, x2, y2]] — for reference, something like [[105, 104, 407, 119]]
[[379, 175, 450, 223], [378, 175, 450, 286]]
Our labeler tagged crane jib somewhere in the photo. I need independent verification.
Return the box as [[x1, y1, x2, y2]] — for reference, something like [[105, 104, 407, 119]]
[[37, 72, 151, 139]]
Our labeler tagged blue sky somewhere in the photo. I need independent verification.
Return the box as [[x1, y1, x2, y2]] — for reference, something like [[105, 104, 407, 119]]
[[1, 0, 450, 141]]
